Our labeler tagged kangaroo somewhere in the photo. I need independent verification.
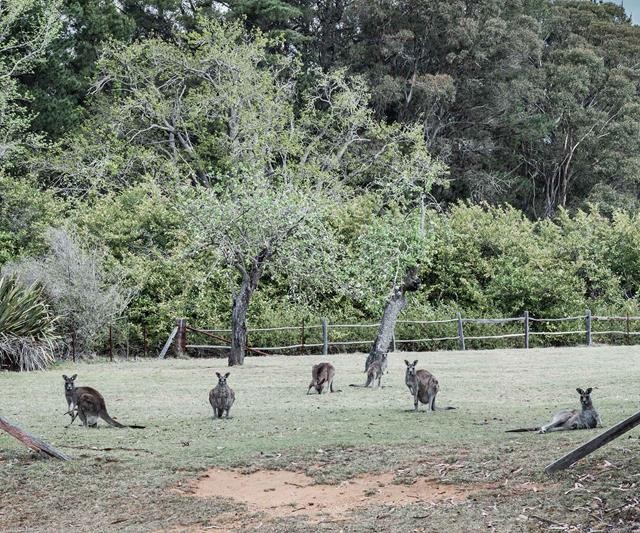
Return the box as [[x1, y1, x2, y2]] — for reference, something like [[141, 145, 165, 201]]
[[209, 372, 235, 418], [506, 388, 601, 433], [404, 360, 455, 412], [350, 353, 387, 388], [63, 373, 78, 416], [364, 349, 389, 373], [307, 362, 336, 394], [62, 374, 145, 429]]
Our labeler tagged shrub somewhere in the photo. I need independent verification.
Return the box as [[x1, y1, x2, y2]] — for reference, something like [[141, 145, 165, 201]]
[[0, 276, 59, 371]]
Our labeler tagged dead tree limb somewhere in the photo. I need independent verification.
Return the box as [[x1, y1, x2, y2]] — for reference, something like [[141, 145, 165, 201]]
[[0, 415, 71, 460], [545, 410, 640, 474], [366, 266, 421, 370]]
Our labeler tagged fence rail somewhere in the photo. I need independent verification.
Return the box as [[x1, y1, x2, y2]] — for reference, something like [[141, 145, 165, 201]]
[[161, 309, 640, 358]]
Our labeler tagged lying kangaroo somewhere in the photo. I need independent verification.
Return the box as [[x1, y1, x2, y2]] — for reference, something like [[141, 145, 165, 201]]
[[506, 388, 601, 433], [404, 360, 455, 412], [307, 362, 337, 394], [350, 353, 387, 388], [209, 372, 235, 418], [62, 374, 145, 428]]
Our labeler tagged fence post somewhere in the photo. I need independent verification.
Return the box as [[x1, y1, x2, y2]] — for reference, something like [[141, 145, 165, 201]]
[[175, 318, 187, 357], [626, 313, 630, 345], [300, 320, 305, 355], [391, 334, 396, 353], [456, 312, 465, 351], [322, 318, 328, 356], [524, 311, 529, 349], [142, 324, 147, 359], [585, 310, 592, 346], [109, 325, 113, 362]]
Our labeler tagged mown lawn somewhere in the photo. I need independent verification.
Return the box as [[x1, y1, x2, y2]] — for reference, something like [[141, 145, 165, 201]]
[[0, 346, 639, 532]]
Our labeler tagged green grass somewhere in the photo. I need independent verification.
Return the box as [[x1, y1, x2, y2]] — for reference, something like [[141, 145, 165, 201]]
[[1, 346, 639, 531]]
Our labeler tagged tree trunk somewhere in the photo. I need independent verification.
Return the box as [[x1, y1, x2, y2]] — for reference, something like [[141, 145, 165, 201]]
[[366, 267, 421, 370], [229, 260, 264, 366], [0, 415, 70, 460]]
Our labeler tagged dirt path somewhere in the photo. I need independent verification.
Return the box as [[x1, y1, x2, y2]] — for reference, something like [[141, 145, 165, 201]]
[[188, 468, 475, 523]]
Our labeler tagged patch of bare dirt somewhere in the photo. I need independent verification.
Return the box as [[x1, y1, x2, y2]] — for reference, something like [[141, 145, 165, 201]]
[[187, 468, 476, 522]]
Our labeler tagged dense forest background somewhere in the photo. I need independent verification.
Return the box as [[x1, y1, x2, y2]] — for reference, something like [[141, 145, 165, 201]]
[[4, 0, 640, 360]]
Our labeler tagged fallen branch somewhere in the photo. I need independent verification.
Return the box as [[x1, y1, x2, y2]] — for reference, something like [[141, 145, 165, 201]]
[[59, 445, 153, 454], [545, 410, 640, 474], [0, 415, 70, 460]]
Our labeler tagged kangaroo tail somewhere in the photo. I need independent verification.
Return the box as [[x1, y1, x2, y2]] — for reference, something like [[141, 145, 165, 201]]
[[348, 384, 367, 387], [101, 411, 126, 428], [505, 427, 539, 433], [101, 411, 144, 429], [435, 406, 457, 410]]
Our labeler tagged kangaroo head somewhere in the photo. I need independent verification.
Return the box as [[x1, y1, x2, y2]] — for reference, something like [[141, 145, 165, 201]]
[[404, 359, 418, 377], [576, 387, 593, 408], [216, 372, 231, 386], [63, 374, 78, 393]]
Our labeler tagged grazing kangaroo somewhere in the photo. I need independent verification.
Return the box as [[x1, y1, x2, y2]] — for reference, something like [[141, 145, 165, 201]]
[[506, 388, 601, 433], [62, 374, 145, 428], [307, 362, 336, 394], [350, 353, 387, 388], [209, 372, 235, 418], [404, 360, 455, 412]]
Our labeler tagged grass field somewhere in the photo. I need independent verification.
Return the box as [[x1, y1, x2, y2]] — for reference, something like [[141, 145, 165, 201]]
[[1, 346, 639, 532]]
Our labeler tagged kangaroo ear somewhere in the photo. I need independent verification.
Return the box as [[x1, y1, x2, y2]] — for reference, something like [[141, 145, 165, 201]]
[[586, 387, 592, 394], [224, 372, 230, 379], [62, 374, 68, 380], [216, 372, 222, 379], [576, 388, 584, 395], [404, 359, 410, 366], [413, 360, 418, 366], [71, 374, 77, 380]]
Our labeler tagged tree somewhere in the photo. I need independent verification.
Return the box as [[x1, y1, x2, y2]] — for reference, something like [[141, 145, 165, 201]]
[[0, 0, 60, 165], [20, 0, 134, 138], [191, 178, 333, 365]]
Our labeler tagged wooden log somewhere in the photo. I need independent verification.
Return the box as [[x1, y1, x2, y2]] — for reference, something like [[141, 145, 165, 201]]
[[159, 326, 178, 359], [0, 415, 71, 461], [545, 410, 640, 474]]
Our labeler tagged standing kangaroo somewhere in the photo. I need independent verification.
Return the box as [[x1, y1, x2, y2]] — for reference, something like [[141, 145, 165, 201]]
[[307, 362, 336, 394], [62, 374, 145, 428], [209, 372, 235, 418], [506, 388, 601, 433], [364, 349, 388, 373], [404, 360, 455, 412], [350, 353, 387, 388]]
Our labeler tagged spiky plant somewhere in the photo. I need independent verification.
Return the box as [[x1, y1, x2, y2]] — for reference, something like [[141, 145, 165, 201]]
[[0, 276, 59, 371]]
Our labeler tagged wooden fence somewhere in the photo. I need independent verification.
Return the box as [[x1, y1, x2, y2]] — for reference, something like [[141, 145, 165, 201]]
[[159, 310, 640, 358]]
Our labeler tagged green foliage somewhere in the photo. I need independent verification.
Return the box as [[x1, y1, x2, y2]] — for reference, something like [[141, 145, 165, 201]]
[[0, 175, 63, 265], [0, 275, 58, 370], [0, 0, 60, 168]]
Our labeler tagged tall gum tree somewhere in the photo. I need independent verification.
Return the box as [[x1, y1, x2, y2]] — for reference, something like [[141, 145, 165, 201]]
[[50, 20, 446, 365]]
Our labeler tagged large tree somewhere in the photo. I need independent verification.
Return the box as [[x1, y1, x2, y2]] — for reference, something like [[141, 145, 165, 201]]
[[0, 0, 60, 165], [61, 19, 445, 364]]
